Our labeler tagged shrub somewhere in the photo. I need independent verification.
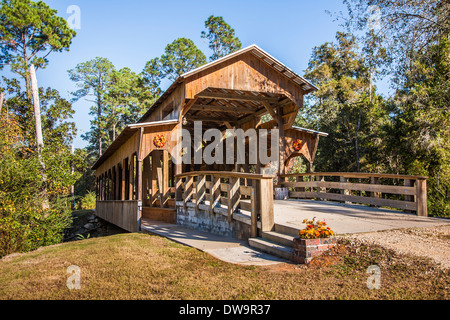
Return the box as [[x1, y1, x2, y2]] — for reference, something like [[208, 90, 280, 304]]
[[80, 191, 96, 210]]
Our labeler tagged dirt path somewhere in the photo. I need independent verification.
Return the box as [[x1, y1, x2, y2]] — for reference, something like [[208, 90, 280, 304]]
[[345, 225, 450, 269]]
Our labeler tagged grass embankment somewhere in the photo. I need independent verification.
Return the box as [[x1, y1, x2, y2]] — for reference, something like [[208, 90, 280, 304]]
[[0, 232, 448, 300]]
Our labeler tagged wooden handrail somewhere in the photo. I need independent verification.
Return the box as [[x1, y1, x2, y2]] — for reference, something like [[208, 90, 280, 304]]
[[278, 172, 428, 216], [280, 172, 428, 180], [175, 171, 274, 180]]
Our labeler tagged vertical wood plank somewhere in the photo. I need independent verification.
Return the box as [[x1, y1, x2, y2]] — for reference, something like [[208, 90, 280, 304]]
[[250, 185, 257, 238], [416, 179, 428, 216], [183, 176, 193, 210], [209, 175, 221, 213], [259, 178, 274, 232], [195, 174, 206, 209], [161, 150, 169, 207]]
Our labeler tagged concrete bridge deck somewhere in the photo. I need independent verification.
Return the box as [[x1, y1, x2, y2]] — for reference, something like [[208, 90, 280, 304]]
[[141, 199, 448, 266], [270, 199, 448, 235]]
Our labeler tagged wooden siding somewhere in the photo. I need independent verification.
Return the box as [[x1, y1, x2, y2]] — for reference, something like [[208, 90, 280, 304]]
[[96, 131, 140, 175], [184, 52, 305, 108], [140, 83, 185, 123], [96, 200, 139, 232]]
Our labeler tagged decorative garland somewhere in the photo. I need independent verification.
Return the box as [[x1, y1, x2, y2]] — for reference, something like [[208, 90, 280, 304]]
[[293, 139, 303, 151], [153, 134, 167, 148]]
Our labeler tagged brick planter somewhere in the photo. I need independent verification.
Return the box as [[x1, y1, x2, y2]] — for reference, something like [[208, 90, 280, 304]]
[[292, 237, 337, 264]]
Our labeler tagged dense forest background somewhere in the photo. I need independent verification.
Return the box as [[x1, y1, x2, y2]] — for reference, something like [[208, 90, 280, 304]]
[[0, 0, 448, 257]]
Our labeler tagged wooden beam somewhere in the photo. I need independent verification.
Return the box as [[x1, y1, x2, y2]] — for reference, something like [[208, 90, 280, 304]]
[[181, 97, 198, 117], [224, 121, 234, 129], [260, 101, 278, 120], [236, 108, 269, 126], [190, 104, 255, 113], [196, 91, 281, 103], [188, 115, 237, 123]]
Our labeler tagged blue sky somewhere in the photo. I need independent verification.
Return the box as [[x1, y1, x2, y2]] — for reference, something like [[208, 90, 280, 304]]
[[24, 1, 353, 148]]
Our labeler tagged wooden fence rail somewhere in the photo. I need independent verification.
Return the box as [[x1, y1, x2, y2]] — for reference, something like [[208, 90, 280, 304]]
[[175, 171, 274, 236], [278, 172, 428, 216]]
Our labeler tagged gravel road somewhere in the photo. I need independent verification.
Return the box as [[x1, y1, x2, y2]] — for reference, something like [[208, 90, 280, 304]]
[[345, 224, 450, 269]]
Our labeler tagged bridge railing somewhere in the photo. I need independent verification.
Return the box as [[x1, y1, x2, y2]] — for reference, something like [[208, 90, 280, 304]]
[[278, 172, 428, 216], [175, 171, 274, 236]]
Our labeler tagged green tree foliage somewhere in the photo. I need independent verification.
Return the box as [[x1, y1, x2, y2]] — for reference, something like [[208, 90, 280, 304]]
[[68, 57, 115, 157], [0, 88, 82, 257], [0, 0, 76, 96], [201, 15, 242, 61], [142, 38, 206, 92], [105, 67, 155, 141], [0, 0, 82, 255], [302, 32, 389, 173], [339, 0, 450, 216]]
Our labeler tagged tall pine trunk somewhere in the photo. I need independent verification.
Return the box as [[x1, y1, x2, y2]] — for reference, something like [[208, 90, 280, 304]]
[[0, 91, 4, 114], [30, 64, 49, 210]]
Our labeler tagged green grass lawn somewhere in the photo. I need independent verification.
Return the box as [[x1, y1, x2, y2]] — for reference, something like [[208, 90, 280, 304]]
[[0, 232, 448, 300]]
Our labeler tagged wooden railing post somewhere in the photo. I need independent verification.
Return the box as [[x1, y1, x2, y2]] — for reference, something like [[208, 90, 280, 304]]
[[175, 177, 183, 201], [209, 175, 221, 214], [250, 184, 258, 237], [195, 174, 206, 209], [416, 178, 428, 217], [259, 178, 274, 232], [183, 176, 194, 210], [227, 177, 240, 221]]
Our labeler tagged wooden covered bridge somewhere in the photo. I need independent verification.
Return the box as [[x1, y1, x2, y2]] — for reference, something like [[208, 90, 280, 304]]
[[92, 45, 429, 256]]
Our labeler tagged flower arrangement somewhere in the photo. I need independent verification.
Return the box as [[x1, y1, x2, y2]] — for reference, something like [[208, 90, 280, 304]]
[[153, 134, 166, 148], [293, 139, 303, 151], [298, 217, 334, 239]]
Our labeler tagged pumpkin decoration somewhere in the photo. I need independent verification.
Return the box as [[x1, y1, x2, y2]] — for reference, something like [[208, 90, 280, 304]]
[[293, 139, 303, 151], [153, 134, 166, 148]]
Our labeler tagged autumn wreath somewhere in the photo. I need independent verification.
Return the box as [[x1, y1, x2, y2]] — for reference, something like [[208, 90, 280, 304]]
[[153, 134, 166, 148], [293, 139, 303, 151]]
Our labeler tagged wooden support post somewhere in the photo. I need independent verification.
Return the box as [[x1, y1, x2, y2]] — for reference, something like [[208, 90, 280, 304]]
[[277, 105, 285, 183], [250, 185, 257, 238], [142, 157, 149, 205], [137, 159, 142, 202], [129, 155, 134, 200], [161, 150, 169, 207], [121, 159, 126, 200], [416, 178, 427, 216], [259, 178, 274, 232], [151, 151, 160, 206]]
